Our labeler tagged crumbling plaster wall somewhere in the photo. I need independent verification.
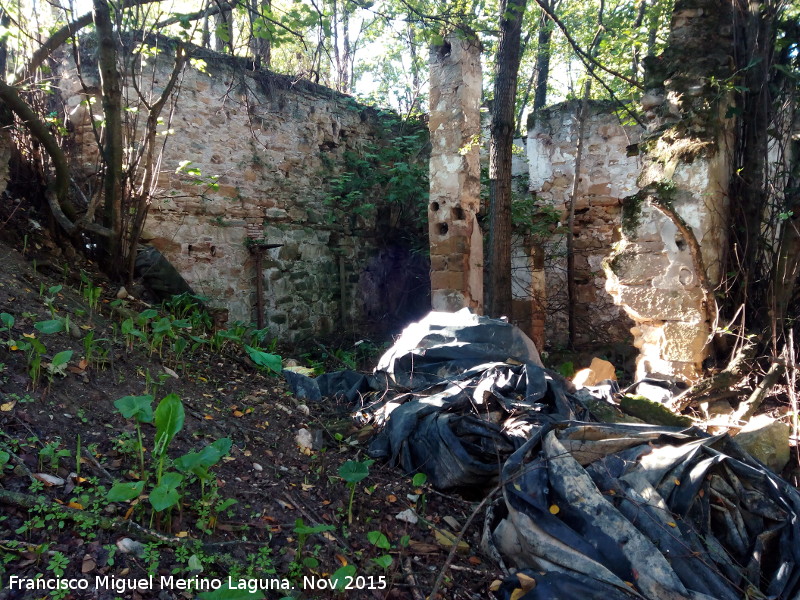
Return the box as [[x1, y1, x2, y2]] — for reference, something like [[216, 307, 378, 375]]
[[604, 0, 735, 383], [526, 101, 641, 348], [58, 43, 428, 340]]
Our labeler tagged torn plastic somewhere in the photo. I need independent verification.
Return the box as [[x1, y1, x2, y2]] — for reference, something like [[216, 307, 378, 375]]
[[291, 309, 800, 599], [487, 422, 800, 600]]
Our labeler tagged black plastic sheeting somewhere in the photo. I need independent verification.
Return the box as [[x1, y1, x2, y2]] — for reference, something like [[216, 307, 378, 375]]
[[286, 310, 800, 600]]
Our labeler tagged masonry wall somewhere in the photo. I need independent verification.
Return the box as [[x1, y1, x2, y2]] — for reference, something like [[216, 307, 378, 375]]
[[526, 101, 642, 348], [58, 41, 429, 340]]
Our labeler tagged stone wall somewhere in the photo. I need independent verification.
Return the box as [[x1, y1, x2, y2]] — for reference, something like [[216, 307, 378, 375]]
[[526, 101, 641, 348], [58, 40, 429, 340], [604, 0, 735, 382]]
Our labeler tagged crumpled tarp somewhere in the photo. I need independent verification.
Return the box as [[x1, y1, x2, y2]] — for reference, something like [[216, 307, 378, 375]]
[[289, 309, 800, 600]]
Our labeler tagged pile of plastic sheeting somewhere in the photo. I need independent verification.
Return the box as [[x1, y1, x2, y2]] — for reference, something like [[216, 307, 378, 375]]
[[289, 309, 800, 599], [486, 422, 800, 599]]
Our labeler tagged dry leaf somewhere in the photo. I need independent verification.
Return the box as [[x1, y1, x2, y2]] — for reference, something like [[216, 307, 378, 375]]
[[67, 501, 84, 510], [1, 401, 16, 412], [33, 473, 66, 486], [232, 410, 244, 418], [81, 554, 96, 574], [176, 531, 189, 538]]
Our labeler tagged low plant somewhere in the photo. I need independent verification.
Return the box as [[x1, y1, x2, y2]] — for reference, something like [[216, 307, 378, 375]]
[[338, 458, 374, 525]]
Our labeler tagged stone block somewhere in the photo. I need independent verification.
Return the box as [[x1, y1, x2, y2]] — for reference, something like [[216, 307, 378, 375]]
[[734, 415, 791, 474]]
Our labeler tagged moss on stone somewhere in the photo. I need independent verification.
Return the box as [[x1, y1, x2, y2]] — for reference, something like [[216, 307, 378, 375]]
[[619, 395, 693, 427]]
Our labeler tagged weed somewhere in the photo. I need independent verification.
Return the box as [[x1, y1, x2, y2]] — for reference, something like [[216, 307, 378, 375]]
[[338, 458, 374, 524]]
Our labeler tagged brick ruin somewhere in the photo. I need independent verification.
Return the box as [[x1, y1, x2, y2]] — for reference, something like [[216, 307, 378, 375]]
[[2, 20, 731, 381], [427, 34, 484, 313]]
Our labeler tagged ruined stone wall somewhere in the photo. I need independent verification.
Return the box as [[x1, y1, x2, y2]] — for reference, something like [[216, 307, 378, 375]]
[[58, 41, 429, 340], [604, 0, 735, 383], [526, 101, 641, 348]]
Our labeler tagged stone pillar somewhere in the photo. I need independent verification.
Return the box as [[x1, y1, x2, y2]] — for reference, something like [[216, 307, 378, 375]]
[[428, 33, 483, 313], [604, 0, 735, 383]]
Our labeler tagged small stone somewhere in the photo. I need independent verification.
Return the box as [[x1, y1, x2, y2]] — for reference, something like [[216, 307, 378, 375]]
[[295, 428, 313, 451], [116, 538, 145, 556], [406, 494, 419, 502], [396, 509, 419, 524], [116, 287, 129, 299], [443, 516, 461, 530], [253, 463, 263, 472]]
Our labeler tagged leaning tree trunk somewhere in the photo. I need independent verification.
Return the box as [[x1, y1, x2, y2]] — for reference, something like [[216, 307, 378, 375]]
[[487, 0, 527, 319]]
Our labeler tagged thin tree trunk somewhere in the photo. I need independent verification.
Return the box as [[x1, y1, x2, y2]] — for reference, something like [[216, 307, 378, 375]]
[[487, 0, 527, 318], [532, 3, 555, 111], [93, 0, 124, 273], [566, 82, 590, 347]]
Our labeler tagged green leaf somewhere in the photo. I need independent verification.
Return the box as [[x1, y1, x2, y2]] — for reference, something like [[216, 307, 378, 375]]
[[175, 438, 232, 478], [51, 350, 73, 368], [338, 459, 373, 484], [412, 472, 428, 487], [244, 345, 282, 373], [150, 472, 183, 511], [153, 393, 185, 456], [34, 319, 65, 334], [367, 530, 391, 549], [293, 519, 335, 536], [330, 565, 356, 590], [0, 450, 9, 469], [0, 312, 14, 328], [198, 582, 265, 600], [107, 480, 145, 502], [114, 395, 155, 423], [372, 554, 393, 569]]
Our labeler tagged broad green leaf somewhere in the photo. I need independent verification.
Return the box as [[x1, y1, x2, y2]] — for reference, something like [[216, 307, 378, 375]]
[[367, 530, 391, 549], [244, 345, 282, 373], [338, 459, 373, 484], [153, 393, 185, 456], [330, 565, 356, 590], [150, 472, 183, 511], [0, 450, 9, 469], [34, 319, 65, 334], [107, 480, 145, 502], [0, 312, 14, 328], [114, 395, 155, 423], [175, 438, 231, 478], [372, 554, 393, 569], [51, 349, 73, 368], [412, 472, 428, 487]]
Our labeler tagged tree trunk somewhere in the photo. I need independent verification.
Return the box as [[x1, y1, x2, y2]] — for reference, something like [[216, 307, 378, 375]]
[[93, 0, 124, 274], [487, 0, 527, 318], [532, 3, 555, 111]]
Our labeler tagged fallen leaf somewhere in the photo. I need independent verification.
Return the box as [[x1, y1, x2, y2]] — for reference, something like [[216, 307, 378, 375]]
[[204, 415, 214, 420], [468, 556, 482, 565], [33, 473, 66, 486], [489, 580, 503, 592], [516, 573, 536, 590], [1, 401, 16, 411], [386, 494, 397, 503], [81, 554, 96, 573], [510, 589, 526, 600], [67, 501, 84, 510], [78, 359, 88, 369], [176, 531, 189, 538], [335, 554, 348, 566], [232, 410, 244, 418]]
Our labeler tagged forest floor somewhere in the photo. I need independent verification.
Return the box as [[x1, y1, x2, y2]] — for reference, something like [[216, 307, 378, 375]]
[[0, 229, 493, 600]]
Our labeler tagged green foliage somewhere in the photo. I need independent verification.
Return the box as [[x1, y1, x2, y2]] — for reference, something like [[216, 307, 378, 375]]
[[244, 345, 282, 374]]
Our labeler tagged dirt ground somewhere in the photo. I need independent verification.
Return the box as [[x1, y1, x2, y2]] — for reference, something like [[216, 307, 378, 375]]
[[0, 229, 495, 600]]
